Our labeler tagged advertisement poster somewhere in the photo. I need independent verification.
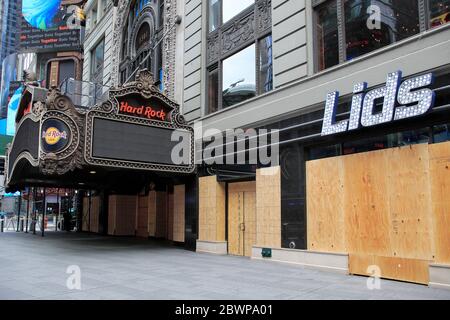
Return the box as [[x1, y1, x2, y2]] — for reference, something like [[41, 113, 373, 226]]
[[19, 0, 84, 52]]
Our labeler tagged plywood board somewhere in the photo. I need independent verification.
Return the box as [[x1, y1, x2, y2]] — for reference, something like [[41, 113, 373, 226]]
[[385, 145, 434, 260], [349, 254, 429, 285], [173, 185, 185, 242], [136, 195, 149, 238], [343, 150, 391, 256], [155, 192, 167, 238], [243, 191, 256, 257], [306, 143, 449, 284], [256, 167, 282, 248], [167, 193, 174, 241], [198, 176, 226, 242], [306, 159, 345, 252], [429, 142, 450, 264], [228, 190, 242, 256], [228, 182, 257, 257]]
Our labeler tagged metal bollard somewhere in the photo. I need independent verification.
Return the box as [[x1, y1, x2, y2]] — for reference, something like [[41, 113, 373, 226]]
[[1, 219, 4, 232]]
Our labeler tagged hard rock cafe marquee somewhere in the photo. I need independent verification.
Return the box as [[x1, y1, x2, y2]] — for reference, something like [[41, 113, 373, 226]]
[[4, 70, 195, 191]]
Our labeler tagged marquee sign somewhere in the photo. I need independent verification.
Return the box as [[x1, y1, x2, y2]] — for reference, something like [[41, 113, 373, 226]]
[[5, 69, 195, 191], [321, 71, 435, 136], [117, 95, 170, 122], [84, 69, 195, 174], [41, 118, 71, 153]]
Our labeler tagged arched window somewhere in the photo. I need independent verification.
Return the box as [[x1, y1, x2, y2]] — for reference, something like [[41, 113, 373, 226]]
[[119, 0, 163, 85]]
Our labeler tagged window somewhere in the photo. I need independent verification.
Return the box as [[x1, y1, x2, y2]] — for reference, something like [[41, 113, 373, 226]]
[[209, 0, 220, 32], [314, 0, 445, 72], [344, 0, 419, 61], [208, 67, 219, 114], [208, 0, 254, 33], [223, 44, 256, 108], [433, 124, 450, 143], [223, 0, 254, 24], [91, 38, 105, 84], [316, 1, 339, 71], [206, 1, 272, 114], [429, 0, 450, 28], [259, 35, 273, 94]]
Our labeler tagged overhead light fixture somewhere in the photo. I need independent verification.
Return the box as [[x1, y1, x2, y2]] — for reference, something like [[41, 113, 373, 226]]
[[90, 171, 96, 174]]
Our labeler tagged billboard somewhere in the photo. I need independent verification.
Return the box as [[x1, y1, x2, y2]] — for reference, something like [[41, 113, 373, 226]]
[[19, 0, 85, 52]]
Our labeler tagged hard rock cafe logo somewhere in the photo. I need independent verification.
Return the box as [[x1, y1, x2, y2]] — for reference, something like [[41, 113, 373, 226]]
[[119, 101, 167, 121], [42, 127, 68, 145]]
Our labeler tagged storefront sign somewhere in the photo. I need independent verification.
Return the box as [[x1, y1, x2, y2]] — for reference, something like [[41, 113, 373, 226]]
[[119, 101, 166, 121], [321, 71, 435, 136], [41, 119, 70, 153]]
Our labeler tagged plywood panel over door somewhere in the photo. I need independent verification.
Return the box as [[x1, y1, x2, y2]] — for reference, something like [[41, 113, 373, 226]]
[[228, 182, 256, 257]]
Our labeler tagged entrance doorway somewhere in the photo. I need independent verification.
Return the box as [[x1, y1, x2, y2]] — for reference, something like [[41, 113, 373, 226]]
[[227, 182, 256, 257]]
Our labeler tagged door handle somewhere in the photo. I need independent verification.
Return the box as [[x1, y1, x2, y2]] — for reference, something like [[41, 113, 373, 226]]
[[239, 223, 245, 232]]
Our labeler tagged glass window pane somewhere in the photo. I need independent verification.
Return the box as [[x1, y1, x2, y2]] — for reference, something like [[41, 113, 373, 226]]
[[259, 35, 273, 94], [209, 0, 220, 32], [429, 0, 450, 29], [208, 68, 219, 114], [222, 44, 256, 108], [316, 1, 339, 71], [344, 0, 419, 61], [433, 124, 450, 143], [223, 0, 254, 24]]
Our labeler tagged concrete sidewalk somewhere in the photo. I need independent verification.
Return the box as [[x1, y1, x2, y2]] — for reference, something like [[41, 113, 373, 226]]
[[0, 232, 449, 300]]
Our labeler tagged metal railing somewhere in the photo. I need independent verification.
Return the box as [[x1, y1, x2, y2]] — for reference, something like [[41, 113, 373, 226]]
[[59, 78, 110, 109]]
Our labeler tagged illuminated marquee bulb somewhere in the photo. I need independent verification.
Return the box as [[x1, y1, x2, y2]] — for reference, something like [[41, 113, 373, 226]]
[[321, 91, 349, 136], [394, 73, 435, 120], [361, 71, 401, 127], [348, 82, 367, 131]]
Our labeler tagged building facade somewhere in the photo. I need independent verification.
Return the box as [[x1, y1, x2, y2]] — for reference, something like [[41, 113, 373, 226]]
[[5, 0, 450, 288], [183, 0, 450, 287]]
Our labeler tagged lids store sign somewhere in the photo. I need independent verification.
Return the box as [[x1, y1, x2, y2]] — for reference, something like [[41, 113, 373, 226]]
[[321, 71, 435, 136]]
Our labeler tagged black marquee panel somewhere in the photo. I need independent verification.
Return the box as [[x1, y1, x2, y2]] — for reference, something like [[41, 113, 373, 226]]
[[92, 118, 191, 166], [7, 117, 40, 177]]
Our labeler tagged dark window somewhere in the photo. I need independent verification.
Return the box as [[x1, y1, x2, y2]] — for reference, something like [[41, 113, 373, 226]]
[[429, 0, 450, 28], [433, 123, 450, 143], [135, 22, 151, 52], [259, 35, 273, 94], [91, 38, 105, 85], [316, 1, 339, 70], [344, 0, 419, 61], [314, 0, 443, 71], [208, 67, 219, 114]]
